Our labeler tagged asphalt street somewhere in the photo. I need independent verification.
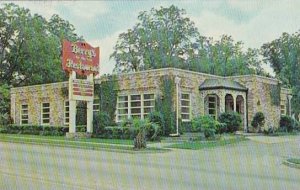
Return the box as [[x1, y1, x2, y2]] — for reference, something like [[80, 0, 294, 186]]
[[0, 136, 300, 190]]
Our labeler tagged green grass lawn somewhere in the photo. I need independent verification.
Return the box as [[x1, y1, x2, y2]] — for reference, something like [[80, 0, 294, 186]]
[[167, 136, 247, 150], [0, 134, 166, 153]]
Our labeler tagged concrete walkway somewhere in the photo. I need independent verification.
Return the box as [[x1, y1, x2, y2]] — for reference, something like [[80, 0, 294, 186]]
[[246, 135, 300, 144]]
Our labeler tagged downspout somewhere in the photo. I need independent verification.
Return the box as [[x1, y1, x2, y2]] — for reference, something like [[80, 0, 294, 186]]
[[246, 89, 248, 133], [170, 76, 181, 137]]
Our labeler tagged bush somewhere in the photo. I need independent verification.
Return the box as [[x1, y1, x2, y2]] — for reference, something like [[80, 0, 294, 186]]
[[191, 116, 219, 138], [279, 115, 299, 132], [0, 113, 10, 126], [147, 111, 164, 134], [218, 112, 242, 133], [251, 112, 265, 132], [0, 124, 68, 136], [93, 112, 111, 135]]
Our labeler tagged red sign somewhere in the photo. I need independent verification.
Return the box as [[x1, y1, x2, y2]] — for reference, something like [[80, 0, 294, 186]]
[[62, 40, 99, 76]]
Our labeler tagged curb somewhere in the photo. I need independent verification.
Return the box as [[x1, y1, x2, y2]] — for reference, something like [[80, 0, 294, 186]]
[[283, 160, 300, 169]]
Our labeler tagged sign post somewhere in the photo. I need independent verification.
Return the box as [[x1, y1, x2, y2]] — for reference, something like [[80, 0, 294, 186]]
[[62, 40, 100, 137]]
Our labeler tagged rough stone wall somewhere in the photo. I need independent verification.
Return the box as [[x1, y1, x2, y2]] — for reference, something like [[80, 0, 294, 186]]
[[230, 75, 283, 129], [11, 82, 68, 126]]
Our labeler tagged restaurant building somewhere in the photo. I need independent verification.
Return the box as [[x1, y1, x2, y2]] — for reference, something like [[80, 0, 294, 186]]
[[10, 68, 293, 132]]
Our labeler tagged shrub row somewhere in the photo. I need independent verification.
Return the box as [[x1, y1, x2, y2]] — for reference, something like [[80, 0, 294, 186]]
[[0, 124, 69, 136]]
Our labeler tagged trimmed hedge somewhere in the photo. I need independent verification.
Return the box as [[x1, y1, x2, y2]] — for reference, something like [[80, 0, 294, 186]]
[[279, 115, 299, 132], [0, 124, 69, 136], [94, 126, 138, 139], [218, 112, 242, 133]]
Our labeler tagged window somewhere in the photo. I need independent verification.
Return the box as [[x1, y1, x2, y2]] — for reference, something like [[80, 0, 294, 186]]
[[41, 102, 50, 125], [130, 94, 141, 119], [20, 104, 28, 124], [143, 94, 155, 118], [117, 93, 155, 122], [93, 98, 100, 113], [280, 104, 285, 115], [208, 96, 217, 119], [117, 95, 129, 121], [64, 101, 69, 125], [181, 93, 191, 121]]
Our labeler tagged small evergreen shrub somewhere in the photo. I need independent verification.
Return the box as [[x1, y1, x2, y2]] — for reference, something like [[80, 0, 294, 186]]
[[191, 116, 219, 138], [218, 112, 242, 133], [251, 112, 265, 132], [279, 115, 299, 132]]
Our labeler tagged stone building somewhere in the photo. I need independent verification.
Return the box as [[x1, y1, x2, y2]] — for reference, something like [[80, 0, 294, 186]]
[[10, 68, 292, 131]]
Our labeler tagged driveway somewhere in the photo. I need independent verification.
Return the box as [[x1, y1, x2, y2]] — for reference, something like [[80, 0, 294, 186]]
[[0, 136, 299, 190]]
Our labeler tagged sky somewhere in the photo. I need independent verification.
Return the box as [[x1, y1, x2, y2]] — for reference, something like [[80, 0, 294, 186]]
[[3, 0, 300, 75]]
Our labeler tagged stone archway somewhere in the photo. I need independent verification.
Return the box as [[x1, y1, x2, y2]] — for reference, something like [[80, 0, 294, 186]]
[[236, 95, 245, 129]]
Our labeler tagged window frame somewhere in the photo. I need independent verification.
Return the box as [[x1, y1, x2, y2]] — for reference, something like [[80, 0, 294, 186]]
[[208, 95, 217, 119], [64, 100, 70, 125], [116, 93, 155, 122], [41, 102, 50, 125], [20, 104, 29, 125], [181, 92, 191, 122]]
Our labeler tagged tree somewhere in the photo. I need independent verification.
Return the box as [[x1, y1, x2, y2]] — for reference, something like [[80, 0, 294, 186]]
[[0, 3, 83, 87], [111, 6, 265, 77], [0, 3, 83, 117], [110, 5, 200, 73], [261, 32, 300, 118]]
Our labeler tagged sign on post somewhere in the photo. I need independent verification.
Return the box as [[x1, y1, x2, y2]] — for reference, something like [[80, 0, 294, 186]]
[[62, 40, 100, 137]]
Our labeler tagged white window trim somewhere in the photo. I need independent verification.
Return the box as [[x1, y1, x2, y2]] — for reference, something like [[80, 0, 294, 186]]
[[181, 92, 191, 122], [41, 102, 50, 125], [64, 100, 69, 125], [116, 93, 155, 122], [20, 104, 29, 125]]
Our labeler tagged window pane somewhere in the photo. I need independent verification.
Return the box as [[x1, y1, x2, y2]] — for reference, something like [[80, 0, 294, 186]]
[[209, 109, 215, 114], [181, 107, 190, 113], [118, 102, 128, 108], [182, 114, 190, 120], [65, 101, 69, 106], [22, 105, 28, 109], [131, 95, 140, 101], [144, 107, 154, 113], [144, 101, 154, 107], [208, 97, 216, 102], [209, 103, 215, 108], [43, 119, 50, 123], [43, 108, 50, 113], [43, 103, 50, 107], [181, 94, 189, 100], [131, 101, 141, 107], [131, 108, 141, 114], [93, 99, 100, 104], [118, 109, 128, 114], [65, 113, 69, 117], [22, 115, 28, 119], [181, 100, 189, 106], [22, 120, 28, 124], [144, 94, 154, 100], [118, 96, 128, 102], [43, 114, 50, 118]]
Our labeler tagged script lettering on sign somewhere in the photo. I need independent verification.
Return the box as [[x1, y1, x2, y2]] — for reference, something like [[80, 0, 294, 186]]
[[62, 40, 100, 76]]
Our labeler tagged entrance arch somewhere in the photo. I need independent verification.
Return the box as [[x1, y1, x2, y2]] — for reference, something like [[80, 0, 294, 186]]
[[225, 94, 234, 112]]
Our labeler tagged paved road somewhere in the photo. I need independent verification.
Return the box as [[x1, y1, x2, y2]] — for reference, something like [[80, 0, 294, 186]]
[[0, 136, 300, 190]]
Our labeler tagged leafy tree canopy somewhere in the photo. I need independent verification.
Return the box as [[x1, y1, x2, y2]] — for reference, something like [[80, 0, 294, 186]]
[[261, 32, 300, 117], [111, 5, 265, 77], [0, 3, 83, 87]]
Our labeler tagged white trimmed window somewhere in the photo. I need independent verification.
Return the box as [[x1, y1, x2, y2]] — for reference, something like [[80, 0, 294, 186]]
[[117, 93, 155, 122], [20, 104, 29, 124], [181, 93, 191, 121], [41, 102, 50, 125], [93, 98, 100, 113], [208, 95, 217, 119], [64, 101, 69, 125], [143, 94, 155, 118], [117, 95, 129, 121]]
